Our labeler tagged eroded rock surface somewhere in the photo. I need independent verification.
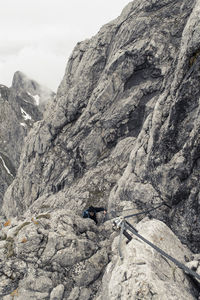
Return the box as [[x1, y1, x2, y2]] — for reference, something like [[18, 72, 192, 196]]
[[97, 219, 198, 300], [3, 0, 199, 253], [0, 72, 54, 209], [0, 209, 113, 299], [0, 216, 199, 299], [1, 0, 200, 299]]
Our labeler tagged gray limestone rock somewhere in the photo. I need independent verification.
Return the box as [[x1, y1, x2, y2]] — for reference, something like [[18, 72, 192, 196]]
[[1, 0, 200, 299], [50, 284, 65, 300], [98, 219, 197, 300], [0, 209, 112, 299], [3, 0, 199, 254], [108, 0, 200, 253], [68, 287, 92, 300], [0, 72, 54, 210], [0, 84, 22, 208], [0, 210, 199, 298]]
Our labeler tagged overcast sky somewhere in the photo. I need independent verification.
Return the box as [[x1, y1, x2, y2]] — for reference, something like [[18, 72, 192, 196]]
[[0, 0, 130, 91]]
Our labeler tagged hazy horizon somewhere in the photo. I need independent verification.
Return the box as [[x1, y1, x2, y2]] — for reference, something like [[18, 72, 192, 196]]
[[0, 0, 130, 92]]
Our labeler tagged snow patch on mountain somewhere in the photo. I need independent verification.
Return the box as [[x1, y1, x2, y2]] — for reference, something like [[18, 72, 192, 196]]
[[27, 92, 40, 106], [33, 95, 40, 106], [20, 107, 32, 120], [0, 155, 14, 177]]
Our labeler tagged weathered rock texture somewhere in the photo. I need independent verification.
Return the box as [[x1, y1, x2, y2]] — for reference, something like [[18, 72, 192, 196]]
[[0, 72, 54, 208], [1, 0, 200, 298], [98, 218, 198, 300], [3, 0, 199, 252], [0, 210, 113, 299], [0, 214, 199, 299]]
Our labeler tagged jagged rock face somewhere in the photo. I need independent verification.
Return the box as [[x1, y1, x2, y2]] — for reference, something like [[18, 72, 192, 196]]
[[3, 0, 199, 253], [0, 72, 54, 209], [1, 0, 200, 298], [0, 85, 19, 208], [2, 0, 199, 248], [11, 71, 55, 114], [98, 219, 198, 300]]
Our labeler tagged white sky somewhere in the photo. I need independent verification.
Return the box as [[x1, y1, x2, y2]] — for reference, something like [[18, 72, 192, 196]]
[[0, 0, 130, 91]]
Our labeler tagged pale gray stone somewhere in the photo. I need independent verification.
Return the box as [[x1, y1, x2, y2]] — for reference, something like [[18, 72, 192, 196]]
[[50, 284, 65, 300], [197, 266, 200, 276], [2, 0, 199, 255], [185, 261, 199, 271], [0, 209, 111, 298], [0, 72, 54, 209], [192, 254, 200, 261], [68, 287, 91, 300], [0, 0, 200, 299], [100, 219, 196, 300]]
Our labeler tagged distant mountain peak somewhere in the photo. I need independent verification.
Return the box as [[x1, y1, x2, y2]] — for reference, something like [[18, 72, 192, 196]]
[[0, 71, 55, 210], [13, 70, 27, 79], [11, 71, 55, 107], [12, 71, 40, 92]]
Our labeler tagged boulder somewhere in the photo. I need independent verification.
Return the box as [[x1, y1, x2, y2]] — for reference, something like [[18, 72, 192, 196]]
[[99, 218, 198, 300], [0, 209, 112, 299]]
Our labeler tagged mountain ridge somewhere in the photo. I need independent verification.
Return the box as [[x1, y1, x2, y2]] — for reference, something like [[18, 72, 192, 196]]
[[0, 0, 200, 298], [3, 0, 198, 251], [0, 71, 55, 210]]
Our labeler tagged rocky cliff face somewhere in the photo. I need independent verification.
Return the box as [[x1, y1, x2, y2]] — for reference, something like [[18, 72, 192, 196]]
[[0, 72, 55, 209], [1, 0, 200, 298]]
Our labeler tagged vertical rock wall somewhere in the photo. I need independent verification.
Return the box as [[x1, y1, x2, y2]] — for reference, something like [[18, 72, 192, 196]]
[[2, 0, 200, 253]]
